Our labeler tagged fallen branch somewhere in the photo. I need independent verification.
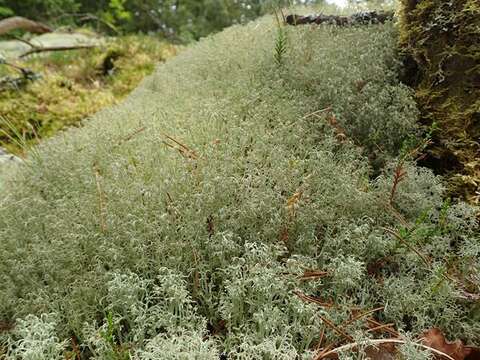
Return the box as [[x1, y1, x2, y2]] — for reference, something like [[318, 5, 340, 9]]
[[293, 290, 334, 308], [0, 60, 40, 91], [382, 227, 431, 267], [317, 339, 456, 360], [285, 11, 394, 27], [0, 16, 52, 35], [52, 12, 119, 34], [366, 318, 399, 338], [20, 44, 98, 58], [93, 163, 107, 233]]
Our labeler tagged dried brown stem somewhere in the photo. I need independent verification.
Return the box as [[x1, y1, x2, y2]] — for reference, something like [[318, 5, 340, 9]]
[[299, 270, 329, 281], [366, 318, 400, 338], [94, 163, 107, 233], [118, 126, 146, 145], [341, 306, 384, 328], [366, 322, 396, 334], [163, 134, 198, 160], [389, 161, 407, 206], [20, 44, 98, 58], [318, 315, 354, 343], [316, 338, 455, 360], [382, 227, 431, 267], [293, 290, 334, 308]]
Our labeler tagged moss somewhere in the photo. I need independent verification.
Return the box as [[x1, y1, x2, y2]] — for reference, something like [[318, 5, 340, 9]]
[[0, 35, 177, 155], [398, 0, 480, 204]]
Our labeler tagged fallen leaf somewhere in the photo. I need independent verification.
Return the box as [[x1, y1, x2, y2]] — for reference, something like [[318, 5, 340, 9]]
[[421, 328, 480, 360]]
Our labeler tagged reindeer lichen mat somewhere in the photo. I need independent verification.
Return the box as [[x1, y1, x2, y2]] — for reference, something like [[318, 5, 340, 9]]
[[1, 12, 478, 360]]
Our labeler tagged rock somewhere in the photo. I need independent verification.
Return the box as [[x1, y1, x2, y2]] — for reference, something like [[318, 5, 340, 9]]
[[0, 32, 103, 59], [0, 147, 22, 165]]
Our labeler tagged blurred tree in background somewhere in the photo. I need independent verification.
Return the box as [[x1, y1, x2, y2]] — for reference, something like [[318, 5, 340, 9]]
[[0, 0, 330, 40]]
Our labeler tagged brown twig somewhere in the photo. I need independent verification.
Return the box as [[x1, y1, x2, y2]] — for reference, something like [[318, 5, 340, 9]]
[[385, 203, 411, 229], [366, 318, 400, 338], [299, 270, 329, 281], [20, 44, 98, 58], [9, 35, 37, 49], [163, 134, 198, 160], [389, 161, 407, 206], [71, 334, 81, 360], [341, 307, 384, 328], [366, 322, 396, 335], [293, 290, 334, 308], [389, 138, 432, 206], [382, 227, 431, 267], [318, 315, 354, 343], [94, 163, 107, 233], [314, 342, 336, 360], [315, 327, 326, 351], [302, 106, 332, 119], [118, 126, 146, 145], [315, 338, 455, 360]]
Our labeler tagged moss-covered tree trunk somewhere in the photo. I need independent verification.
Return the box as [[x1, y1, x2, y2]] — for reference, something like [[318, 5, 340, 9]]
[[399, 0, 480, 204]]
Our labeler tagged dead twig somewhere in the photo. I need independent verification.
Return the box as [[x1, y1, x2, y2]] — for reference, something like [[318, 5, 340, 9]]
[[20, 44, 98, 58], [389, 139, 432, 206], [293, 290, 334, 308], [118, 126, 146, 145], [366, 322, 396, 334], [318, 315, 354, 343], [93, 163, 107, 233], [162, 134, 198, 160], [366, 318, 400, 338], [315, 338, 455, 360], [341, 307, 384, 328], [299, 270, 329, 281], [71, 334, 81, 360], [384, 203, 411, 229], [8, 35, 37, 49], [315, 327, 326, 352], [382, 227, 431, 267], [302, 106, 332, 119], [389, 161, 407, 206]]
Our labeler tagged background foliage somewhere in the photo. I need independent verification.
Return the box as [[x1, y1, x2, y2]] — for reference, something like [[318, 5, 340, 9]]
[[0, 0, 326, 40]]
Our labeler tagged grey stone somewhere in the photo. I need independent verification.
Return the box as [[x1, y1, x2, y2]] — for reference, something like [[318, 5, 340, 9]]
[[0, 32, 103, 59], [0, 147, 22, 164]]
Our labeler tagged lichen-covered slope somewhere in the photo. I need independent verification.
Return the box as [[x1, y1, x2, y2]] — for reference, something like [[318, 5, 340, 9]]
[[0, 13, 478, 359]]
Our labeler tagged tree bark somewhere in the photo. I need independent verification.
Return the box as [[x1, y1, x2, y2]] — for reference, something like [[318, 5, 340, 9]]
[[0, 16, 52, 36]]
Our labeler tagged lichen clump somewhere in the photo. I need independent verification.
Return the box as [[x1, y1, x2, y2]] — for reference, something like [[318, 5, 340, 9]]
[[399, 0, 480, 204]]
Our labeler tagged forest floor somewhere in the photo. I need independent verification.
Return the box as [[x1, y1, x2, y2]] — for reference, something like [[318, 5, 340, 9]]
[[0, 32, 177, 155]]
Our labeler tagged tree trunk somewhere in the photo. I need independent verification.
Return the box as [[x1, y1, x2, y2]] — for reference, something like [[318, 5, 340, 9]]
[[0, 16, 52, 35], [399, 0, 480, 204]]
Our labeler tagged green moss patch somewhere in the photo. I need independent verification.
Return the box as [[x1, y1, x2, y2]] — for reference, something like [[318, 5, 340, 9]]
[[0, 35, 177, 155]]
